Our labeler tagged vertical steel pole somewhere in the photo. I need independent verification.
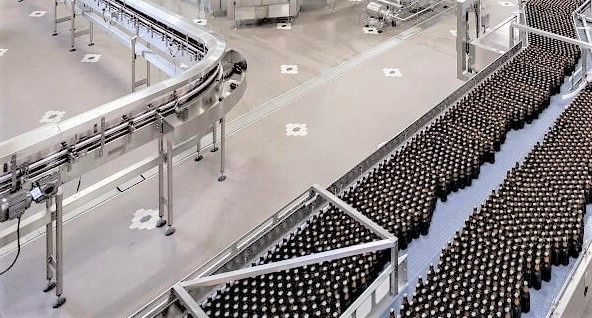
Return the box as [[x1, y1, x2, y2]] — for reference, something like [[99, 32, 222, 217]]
[[131, 37, 137, 93], [165, 140, 176, 236], [53, 0, 59, 36], [390, 238, 399, 295], [475, 0, 481, 38], [89, 22, 94, 46], [218, 117, 227, 182], [195, 135, 203, 162], [70, 0, 76, 51], [43, 198, 55, 293], [211, 122, 218, 152], [156, 117, 166, 228], [518, 1, 526, 48], [53, 190, 66, 308], [146, 43, 152, 87], [582, 47, 588, 80], [146, 60, 151, 87]]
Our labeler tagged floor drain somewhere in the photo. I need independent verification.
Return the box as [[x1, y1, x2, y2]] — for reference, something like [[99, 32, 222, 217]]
[[280, 64, 299, 74], [286, 123, 308, 136]]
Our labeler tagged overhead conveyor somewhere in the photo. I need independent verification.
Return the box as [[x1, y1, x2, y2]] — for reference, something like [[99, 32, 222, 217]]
[[0, 0, 247, 308]]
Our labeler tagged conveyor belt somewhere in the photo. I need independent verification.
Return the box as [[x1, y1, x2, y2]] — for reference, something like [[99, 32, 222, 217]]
[[381, 78, 587, 318], [189, 1, 584, 317], [0, 0, 246, 196], [396, 85, 592, 318]]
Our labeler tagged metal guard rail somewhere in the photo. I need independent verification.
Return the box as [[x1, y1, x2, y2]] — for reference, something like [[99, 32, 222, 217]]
[[0, 0, 247, 196]]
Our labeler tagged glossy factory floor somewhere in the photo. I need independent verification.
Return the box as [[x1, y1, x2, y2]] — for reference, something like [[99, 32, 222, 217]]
[[0, 0, 551, 317]]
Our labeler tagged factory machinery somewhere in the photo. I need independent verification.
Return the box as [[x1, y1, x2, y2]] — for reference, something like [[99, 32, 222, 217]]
[[365, 0, 448, 30], [136, 0, 592, 317], [0, 0, 247, 308]]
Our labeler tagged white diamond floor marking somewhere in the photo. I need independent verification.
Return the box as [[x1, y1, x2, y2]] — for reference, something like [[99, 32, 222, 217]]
[[40, 110, 66, 124], [193, 18, 207, 25], [286, 123, 308, 136], [29, 11, 46, 17], [81, 53, 101, 63], [383, 68, 402, 78], [130, 209, 160, 230], [363, 26, 379, 35], [0, 48, 8, 57], [277, 22, 292, 30], [498, 1, 515, 6], [280, 64, 299, 74]]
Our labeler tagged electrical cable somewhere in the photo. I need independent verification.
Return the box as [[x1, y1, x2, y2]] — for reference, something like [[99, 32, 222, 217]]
[[0, 216, 21, 276], [76, 176, 82, 193]]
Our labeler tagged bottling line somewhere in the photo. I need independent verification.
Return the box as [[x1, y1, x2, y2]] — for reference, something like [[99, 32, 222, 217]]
[[0, 0, 247, 308], [365, 0, 447, 30], [134, 0, 592, 317], [3, 0, 592, 316]]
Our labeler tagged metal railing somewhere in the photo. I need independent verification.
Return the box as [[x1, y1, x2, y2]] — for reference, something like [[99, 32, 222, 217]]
[[170, 184, 403, 317]]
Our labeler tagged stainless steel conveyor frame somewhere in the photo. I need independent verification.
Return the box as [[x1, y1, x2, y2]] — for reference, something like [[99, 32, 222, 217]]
[[0, 0, 247, 308]]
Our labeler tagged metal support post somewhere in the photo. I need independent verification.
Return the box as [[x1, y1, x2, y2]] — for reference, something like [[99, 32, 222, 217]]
[[131, 38, 151, 92], [194, 135, 203, 162], [218, 117, 226, 182], [131, 36, 137, 93], [456, 0, 479, 80], [156, 117, 167, 228], [390, 238, 399, 295], [53, 0, 59, 36], [583, 48, 589, 79], [53, 189, 66, 308], [211, 122, 218, 152], [474, 0, 481, 38], [70, 0, 76, 51], [43, 197, 56, 293], [165, 140, 175, 236], [518, 1, 527, 47], [146, 58, 151, 87], [509, 24, 515, 48], [88, 22, 94, 46]]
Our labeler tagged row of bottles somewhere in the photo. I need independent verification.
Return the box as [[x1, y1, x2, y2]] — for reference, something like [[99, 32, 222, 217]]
[[201, 1, 581, 316], [395, 78, 592, 317]]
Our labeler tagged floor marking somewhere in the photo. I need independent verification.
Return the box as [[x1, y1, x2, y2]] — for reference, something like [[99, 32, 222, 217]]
[[498, 1, 515, 6], [280, 64, 299, 74], [228, 6, 455, 139], [363, 26, 380, 34], [193, 18, 207, 25], [286, 123, 308, 136], [450, 29, 457, 36], [277, 22, 292, 30], [40, 110, 66, 124], [29, 11, 47, 17], [81, 53, 101, 63], [383, 68, 402, 78], [129, 208, 160, 230], [0, 48, 8, 57]]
